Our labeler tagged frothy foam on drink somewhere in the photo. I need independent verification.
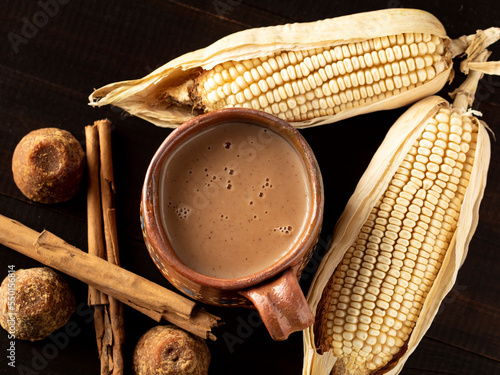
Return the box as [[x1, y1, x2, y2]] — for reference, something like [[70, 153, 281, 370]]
[[160, 122, 311, 279]]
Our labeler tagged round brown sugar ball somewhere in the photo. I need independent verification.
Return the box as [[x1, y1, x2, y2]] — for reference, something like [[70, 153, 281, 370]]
[[12, 127, 85, 204], [133, 325, 211, 375], [0, 267, 75, 341]]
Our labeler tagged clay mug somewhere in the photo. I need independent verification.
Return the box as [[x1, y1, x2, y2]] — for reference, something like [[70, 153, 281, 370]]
[[141, 108, 324, 340]]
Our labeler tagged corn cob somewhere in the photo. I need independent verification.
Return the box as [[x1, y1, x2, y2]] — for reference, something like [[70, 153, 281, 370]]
[[192, 33, 447, 123], [315, 105, 479, 373], [302, 49, 494, 375], [89, 9, 487, 128]]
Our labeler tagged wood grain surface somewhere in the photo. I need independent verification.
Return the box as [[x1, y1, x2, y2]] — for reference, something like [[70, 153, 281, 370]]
[[0, 1, 499, 374]]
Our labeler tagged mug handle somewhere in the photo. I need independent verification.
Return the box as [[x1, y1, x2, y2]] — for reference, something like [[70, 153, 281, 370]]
[[239, 263, 314, 341]]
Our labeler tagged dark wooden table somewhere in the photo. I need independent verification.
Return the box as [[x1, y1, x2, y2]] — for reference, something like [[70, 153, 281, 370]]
[[1, 1, 499, 374]]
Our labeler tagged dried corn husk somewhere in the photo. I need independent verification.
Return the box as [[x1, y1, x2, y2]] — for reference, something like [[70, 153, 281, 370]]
[[302, 50, 494, 374], [89, 8, 490, 129]]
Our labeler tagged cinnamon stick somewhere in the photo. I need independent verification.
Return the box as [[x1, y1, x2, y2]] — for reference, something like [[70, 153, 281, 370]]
[[97, 119, 120, 267], [0, 213, 219, 339], [85, 125, 107, 305], [85, 124, 111, 374], [86, 120, 125, 375], [94, 119, 125, 375]]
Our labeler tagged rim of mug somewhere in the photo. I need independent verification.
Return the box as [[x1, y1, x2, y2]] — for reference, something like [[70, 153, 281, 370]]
[[141, 108, 324, 291]]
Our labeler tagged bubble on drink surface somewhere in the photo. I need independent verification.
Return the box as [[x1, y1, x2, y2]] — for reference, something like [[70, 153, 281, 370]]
[[258, 192, 264, 198], [273, 225, 293, 234], [261, 177, 272, 190], [223, 166, 235, 175], [224, 141, 232, 149], [173, 206, 191, 220]]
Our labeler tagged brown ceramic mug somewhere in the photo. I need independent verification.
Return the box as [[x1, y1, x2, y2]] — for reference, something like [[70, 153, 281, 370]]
[[140, 108, 324, 340]]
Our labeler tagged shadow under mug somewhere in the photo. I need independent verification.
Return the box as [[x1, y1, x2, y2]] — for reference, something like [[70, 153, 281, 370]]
[[140, 108, 324, 340]]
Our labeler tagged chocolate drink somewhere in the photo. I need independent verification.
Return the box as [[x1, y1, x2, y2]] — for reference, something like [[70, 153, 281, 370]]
[[160, 122, 311, 279]]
